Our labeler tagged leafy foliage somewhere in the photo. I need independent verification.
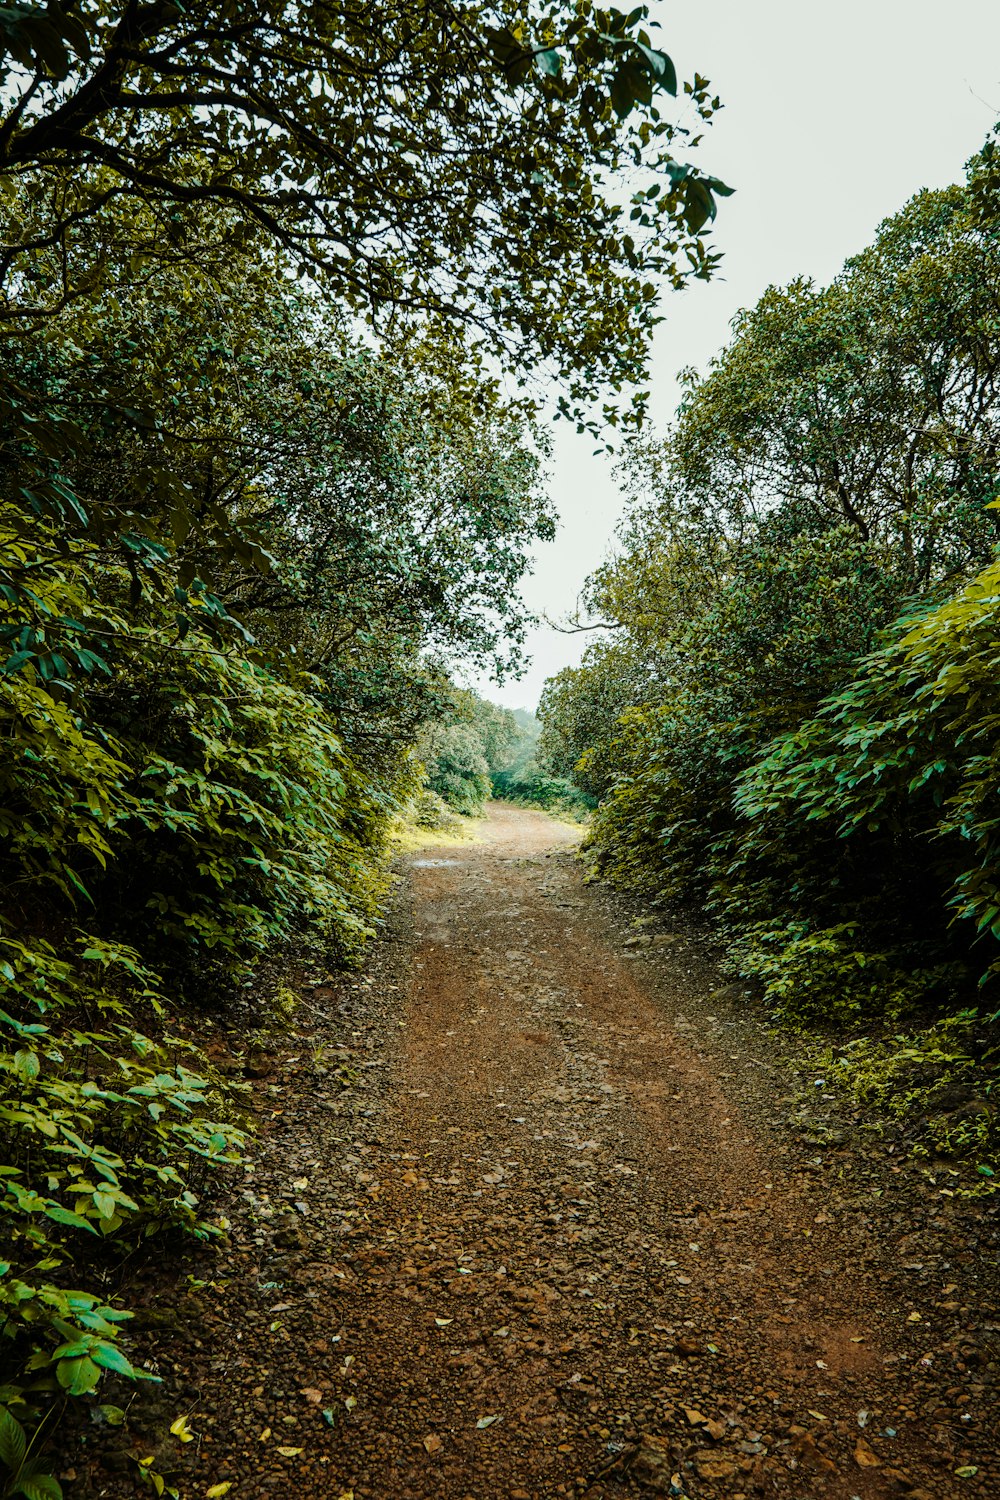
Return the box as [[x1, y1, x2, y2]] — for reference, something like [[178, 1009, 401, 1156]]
[[418, 723, 493, 818], [540, 148, 1000, 1166], [0, 0, 729, 433]]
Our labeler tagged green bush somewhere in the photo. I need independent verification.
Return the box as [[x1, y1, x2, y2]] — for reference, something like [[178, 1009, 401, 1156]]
[[822, 1011, 999, 1167], [0, 547, 400, 1482], [0, 928, 243, 1493], [728, 921, 962, 1028], [418, 723, 491, 817], [725, 555, 1000, 1011], [491, 762, 593, 820]]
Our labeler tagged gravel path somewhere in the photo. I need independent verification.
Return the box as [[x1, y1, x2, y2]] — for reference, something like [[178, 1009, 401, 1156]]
[[70, 804, 1000, 1499]]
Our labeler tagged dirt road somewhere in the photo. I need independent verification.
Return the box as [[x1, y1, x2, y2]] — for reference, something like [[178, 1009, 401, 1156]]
[[88, 805, 999, 1499]]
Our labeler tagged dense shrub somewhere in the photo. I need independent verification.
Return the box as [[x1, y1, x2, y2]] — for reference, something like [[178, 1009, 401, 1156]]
[[491, 763, 594, 820], [722, 557, 1000, 1018], [540, 154, 1000, 1156], [0, 552, 398, 1482], [418, 723, 492, 817]]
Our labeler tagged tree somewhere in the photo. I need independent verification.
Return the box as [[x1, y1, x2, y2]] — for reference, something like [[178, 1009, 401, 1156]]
[[621, 175, 1000, 585], [544, 149, 1000, 928], [417, 721, 492, 815], [0, 0, 730, 426]]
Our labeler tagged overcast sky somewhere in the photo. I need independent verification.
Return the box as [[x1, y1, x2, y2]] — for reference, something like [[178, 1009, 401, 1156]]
[[470, 0, 1000, 712]]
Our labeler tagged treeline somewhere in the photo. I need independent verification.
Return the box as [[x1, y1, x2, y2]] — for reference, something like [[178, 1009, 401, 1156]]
[[415, 697, 590, 822], [540, 145, 1000, 1157], [0, 0, 730, 1484], [491, 708, 595, 819]]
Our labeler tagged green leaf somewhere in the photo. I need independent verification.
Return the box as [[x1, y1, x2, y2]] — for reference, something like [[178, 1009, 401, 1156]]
[[0, 1406, 26, 1473], [610, 64, 634, 119], [16, 1476, 64, 1500], [56, 1355, 101, 1395], [13, 1050, 40, 1083], [45, 1205, 99, 1235], [91, 1343, 137, 1378], [633, 41, 677, 95]]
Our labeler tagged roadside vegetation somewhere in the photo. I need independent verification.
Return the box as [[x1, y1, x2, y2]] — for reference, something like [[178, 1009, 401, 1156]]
[[537, 145, 1000, 1174]]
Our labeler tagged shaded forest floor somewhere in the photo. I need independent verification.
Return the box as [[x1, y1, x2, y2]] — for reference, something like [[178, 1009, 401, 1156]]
[[66, 805, 1000, 1499]]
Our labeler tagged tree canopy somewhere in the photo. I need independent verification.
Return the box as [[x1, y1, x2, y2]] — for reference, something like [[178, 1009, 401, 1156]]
[[1, 0, 729, 425]]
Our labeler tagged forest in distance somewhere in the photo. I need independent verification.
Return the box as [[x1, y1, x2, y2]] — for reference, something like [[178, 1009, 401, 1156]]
[[2, 0, 1000, 1495]]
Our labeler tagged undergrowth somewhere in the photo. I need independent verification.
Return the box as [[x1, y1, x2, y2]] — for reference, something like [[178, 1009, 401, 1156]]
[[0, 558, 400, 1493], [817, 1011, 1000, 1183]]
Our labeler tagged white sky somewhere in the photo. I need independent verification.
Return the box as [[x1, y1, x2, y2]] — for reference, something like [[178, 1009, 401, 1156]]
[[472, 0, 1000, 712]]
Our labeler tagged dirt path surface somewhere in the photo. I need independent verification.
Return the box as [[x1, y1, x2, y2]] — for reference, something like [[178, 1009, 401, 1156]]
[[77, 805, 1000, 1500]]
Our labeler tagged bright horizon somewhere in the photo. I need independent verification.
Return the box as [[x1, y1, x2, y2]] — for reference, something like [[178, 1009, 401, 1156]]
[[471, 0, 1000, 713]]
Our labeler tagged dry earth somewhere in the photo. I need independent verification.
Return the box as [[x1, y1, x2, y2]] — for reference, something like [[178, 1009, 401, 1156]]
[[67, 804, 1000, 1500]]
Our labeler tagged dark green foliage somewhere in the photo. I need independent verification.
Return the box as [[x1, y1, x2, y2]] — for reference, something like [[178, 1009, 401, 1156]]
[[419, 723, 493, 818], [723, 556, 1000, 1021], [492, 764, 594, 820], [541, 148, 1000, 1164]]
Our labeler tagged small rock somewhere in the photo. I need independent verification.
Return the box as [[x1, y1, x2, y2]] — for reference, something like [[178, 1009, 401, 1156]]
[[675, 1338, 701, 1357], [633, 1434, 676, 1492], [855, 1437, 882, 1467], [695, 1454, 737, 1480]]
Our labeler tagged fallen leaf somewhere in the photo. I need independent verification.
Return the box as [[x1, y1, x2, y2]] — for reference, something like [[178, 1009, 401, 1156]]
[[300, 1387, 323, 1404], [907, 1311, 922, 1323], [170, 1415, 195, 1444], [292, 1177, 309, 1189], [206, 1485, 234, 1498], [276, 1446, 303, 1458], [854, 1438, 881, 1468], [259, 1427, 271, 1442], [422, 1434, 442, 1454], [322, 1410, 336, 1428], [955, 1466, 979, 1479], [434, 1318, 453, 1327], [476, 1415, 499, 1429], [344, 1397, 357, 1411], [850, 1336, 865, 1344], [807, 1410, 827, 1422], [815, 1359, 828, 1369]]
